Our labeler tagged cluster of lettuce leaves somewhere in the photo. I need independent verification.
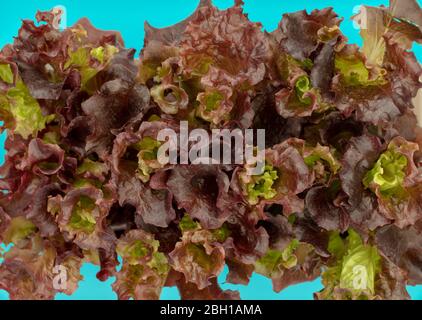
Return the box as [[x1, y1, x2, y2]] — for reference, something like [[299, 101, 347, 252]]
[[0, 0, 422, 300]]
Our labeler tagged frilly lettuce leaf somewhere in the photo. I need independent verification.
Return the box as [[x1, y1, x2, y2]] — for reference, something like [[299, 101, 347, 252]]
[[240, 164, 279, 205], [179, 214, 200, 233], [64, 44, 119, 92], [317, 229, 381, 299], [76, 158, 109, 181], [0, 66, 54, 138], [68, 196, 97, 234], [169, 228, 225, 290], [334, 53, 387, 87], [150, 84, 188, 115], [0, 234, 82, 299], [135, 136, 163, 183], [304, 144, 341, 184], [2, 217, 37, 245], [255, 239, 301, 275], [0, 64, 14, 85], [256, 240, 321, 293], [112, 230, 170, 300], [363, 137, 422, 228], [363, 149, 407, 197]]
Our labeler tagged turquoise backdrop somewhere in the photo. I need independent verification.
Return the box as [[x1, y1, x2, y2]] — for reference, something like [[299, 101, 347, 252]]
[[0, 0, 421, 300]]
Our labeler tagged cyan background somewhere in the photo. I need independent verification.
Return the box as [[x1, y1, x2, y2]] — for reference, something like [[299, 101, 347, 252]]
[[0, 0, 421, 300]]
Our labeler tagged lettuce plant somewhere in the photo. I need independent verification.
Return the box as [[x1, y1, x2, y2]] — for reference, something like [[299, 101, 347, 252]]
[[0, 0, 421, 300]]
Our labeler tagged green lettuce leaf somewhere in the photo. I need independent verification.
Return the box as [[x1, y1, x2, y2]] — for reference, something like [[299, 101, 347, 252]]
[[113, 230, 169, 300], [255, 239, 301, 277], [64, 45, 119, 91], [150, 84, 189, 115], [135, 136, 163, 183], [363, 149, 407, 197], [318, 229, 381, 299], [179, 214, 200, 233], [211, 223, 231, 243], [241, 164, 279, 205], [0, 64, 14, 84], [90, 44, 119, 64], [0, 65, 54, 138], [304, 144, 341, 183], [334, 54, 386, 87], [76, 158, 109, 181], [169, 229, 225, 290], [2, 217, 37, 245], [353, 1, 422, 71], [295, 75, 313, 105], [362, 137, 421, 228], [69, 196, 97, 234]]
